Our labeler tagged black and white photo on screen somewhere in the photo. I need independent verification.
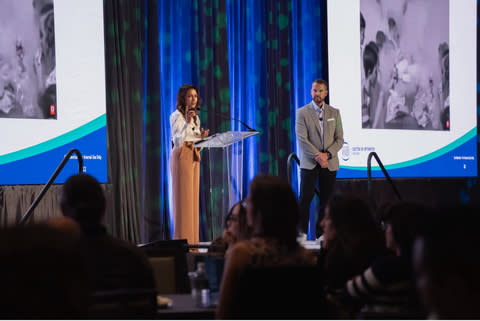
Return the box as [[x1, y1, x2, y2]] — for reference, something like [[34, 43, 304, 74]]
[[0, 0, 57, 119], [360, 0, 449, 131]]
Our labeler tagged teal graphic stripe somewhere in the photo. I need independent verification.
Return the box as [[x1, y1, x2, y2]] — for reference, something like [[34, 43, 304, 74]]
[[0, 114, 106, 165], [342, 127, 477, 171]]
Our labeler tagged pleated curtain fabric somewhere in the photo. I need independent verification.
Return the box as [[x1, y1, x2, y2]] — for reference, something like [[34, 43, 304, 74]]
[[104, 0, 146, 242]]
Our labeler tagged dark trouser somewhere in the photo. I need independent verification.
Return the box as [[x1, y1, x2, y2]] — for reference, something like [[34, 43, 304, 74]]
[[298, 165, 337, 238]]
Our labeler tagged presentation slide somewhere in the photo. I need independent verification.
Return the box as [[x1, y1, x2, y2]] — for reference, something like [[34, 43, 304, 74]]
[[0, 0, 107, 184], [327, 0, 477, 178]]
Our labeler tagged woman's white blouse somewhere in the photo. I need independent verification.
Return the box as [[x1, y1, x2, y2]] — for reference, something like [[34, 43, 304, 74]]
[[170, 109, 202, 148]]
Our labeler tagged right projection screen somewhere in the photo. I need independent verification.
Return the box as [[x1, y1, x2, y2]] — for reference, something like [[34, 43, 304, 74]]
[[328, 0, 477, 178]]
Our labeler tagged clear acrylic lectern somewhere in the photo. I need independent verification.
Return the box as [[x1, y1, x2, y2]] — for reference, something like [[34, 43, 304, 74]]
[[195, 131, 259, 239]]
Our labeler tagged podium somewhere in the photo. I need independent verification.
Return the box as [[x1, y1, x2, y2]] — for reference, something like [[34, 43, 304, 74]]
[[195, 131, 259, 239]]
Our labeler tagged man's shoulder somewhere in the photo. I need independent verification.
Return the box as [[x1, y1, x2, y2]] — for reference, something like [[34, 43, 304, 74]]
[[325, 103, 340, 113], [86, 234, 150, 263], [297, 103, 312, 114], [106, 235, 147, 255], [82, 235, 155, 291]]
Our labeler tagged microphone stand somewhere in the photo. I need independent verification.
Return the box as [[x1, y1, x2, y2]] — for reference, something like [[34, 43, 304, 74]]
[[193, 107, 257, 132]]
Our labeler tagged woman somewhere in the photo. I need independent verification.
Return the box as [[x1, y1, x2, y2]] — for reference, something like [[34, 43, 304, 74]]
[[216, 175, 316, 318], [342, 201, 429, 318], [318, 194, 386, 292], [209, 200, 252, 254], [170, 84, 209, 244]]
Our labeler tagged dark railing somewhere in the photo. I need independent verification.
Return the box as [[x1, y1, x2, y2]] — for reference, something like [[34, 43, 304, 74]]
[[287, 153, 300, 186], [288, 152, 401, 209], [287, 153, 320, 198], [17, 149, 84, 225], [367, 152, 402, 207]]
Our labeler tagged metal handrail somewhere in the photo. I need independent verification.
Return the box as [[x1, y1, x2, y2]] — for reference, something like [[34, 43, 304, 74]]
[[288, 152, 401, 210], [367, 152, 402, 208], [287, 153, 300, 185], [17, 149, 84, 225], [287, 152, 320, 198]]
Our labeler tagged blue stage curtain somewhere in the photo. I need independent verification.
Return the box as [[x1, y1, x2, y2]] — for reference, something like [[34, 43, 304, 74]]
[[143, 0, 169, 241], [227, 0, 326, 240], [153, 0, 326, 241], [156, 0, 198, 240], [157, 0, 231, 240], [227, 0, 266, 202], [194, 0, 232, 241]]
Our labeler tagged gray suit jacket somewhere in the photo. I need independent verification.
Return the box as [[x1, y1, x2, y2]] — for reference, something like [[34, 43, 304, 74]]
[[295, 102, 344, 170]]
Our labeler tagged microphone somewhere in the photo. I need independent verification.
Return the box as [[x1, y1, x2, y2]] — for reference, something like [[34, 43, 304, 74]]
[[193, 107, 257, 132]]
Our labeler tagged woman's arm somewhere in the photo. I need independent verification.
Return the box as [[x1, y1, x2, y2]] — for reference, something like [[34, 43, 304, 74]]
[[170, 111, 188, 147]]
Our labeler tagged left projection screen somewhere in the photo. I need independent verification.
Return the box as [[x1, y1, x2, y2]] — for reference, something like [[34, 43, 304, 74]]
[[0, 0, 107, 184]]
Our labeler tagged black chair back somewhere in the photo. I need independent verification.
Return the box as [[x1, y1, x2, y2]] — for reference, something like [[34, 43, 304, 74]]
[[139, 239, 190, 293], [229, 265, 326, 319]]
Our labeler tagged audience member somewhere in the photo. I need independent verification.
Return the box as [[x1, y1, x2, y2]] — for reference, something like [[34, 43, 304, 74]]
[[342, 201, 429, 319], [45, 215, 83, 240], [216, 174, 316, 318], [0, 224, 88, 318], [318, 195, 386, 293], [413, 206, 480, 319], [209, 200, 252, 254], [60, 173, 155, 293]]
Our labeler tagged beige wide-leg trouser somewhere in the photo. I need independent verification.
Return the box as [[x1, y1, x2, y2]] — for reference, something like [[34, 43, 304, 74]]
[[170, 142, 200, 244]]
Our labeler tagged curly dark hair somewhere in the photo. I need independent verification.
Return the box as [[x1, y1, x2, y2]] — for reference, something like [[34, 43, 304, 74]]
[[175, 84, 202, 126]]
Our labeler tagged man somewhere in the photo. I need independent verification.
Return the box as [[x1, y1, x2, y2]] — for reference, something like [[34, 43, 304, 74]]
[[60, 174, 155, 293], [295, 79, 344, 241]]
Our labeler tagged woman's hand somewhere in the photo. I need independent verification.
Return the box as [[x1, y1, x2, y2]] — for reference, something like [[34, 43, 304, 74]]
[[222, 229, 237, 246], [185, 107, 196, 123], [201, 128, 210, 139]]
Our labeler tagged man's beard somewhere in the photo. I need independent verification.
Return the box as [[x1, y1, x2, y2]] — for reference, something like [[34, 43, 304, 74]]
[[314, 96, 323, 105]]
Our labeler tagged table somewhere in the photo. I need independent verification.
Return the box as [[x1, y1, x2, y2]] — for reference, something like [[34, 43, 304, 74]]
[[157, 294, 216, 319]]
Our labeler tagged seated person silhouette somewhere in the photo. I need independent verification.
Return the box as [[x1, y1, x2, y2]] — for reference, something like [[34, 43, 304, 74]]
[[0, 224, 89, 318], [60, 174, 155, 294], [209, 200, 252, 255], [216, 175, 318, 319]]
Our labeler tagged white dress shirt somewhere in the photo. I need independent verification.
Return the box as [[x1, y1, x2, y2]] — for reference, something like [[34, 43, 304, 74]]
[[312, 101, 324, 135], [311, 101, 325, 151], [170, 109, 202, 148]]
